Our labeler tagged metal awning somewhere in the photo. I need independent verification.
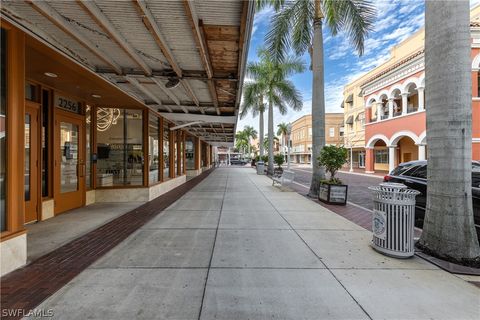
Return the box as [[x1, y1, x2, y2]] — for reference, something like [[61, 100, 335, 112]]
[[345, 93, 354, 103], [1, 0, 255, 144], [346, 115, 354, 125]]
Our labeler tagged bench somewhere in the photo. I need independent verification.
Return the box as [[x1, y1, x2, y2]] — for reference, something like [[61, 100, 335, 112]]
[[272, 170, 295, 186]]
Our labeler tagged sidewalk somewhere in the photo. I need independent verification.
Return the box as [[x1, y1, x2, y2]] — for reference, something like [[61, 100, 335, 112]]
[[10, 168, 480, 319]]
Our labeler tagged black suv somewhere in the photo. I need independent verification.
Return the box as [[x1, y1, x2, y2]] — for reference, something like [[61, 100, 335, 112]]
[[384, 160, 480, 237]]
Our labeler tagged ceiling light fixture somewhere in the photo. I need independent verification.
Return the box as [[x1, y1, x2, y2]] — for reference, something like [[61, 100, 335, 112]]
[[44, 72, 58, 78], [91, 94, 102, 98], [165, 77, 180, 89]]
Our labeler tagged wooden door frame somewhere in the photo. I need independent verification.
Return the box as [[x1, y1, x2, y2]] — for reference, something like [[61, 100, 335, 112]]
[[53, 109, 86, 215], [25, 101, 41, 223]]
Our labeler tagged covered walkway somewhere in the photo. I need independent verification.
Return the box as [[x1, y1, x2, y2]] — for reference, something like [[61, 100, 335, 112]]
[[8, 168, 480, 319]]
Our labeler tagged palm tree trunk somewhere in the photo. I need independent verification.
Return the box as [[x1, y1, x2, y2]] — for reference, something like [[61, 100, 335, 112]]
[[419, 0, 479, 259], [308, 11, 326, 197], [259, 111, 265, 157], [267, 100, 274, 175]]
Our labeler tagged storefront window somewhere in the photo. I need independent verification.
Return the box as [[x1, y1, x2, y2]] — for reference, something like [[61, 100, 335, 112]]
[[149, 113, 160, 184], [185, 136, 195, 170], [179, 133, 184, 174], [174, 131, 178, 176], [201, 142, 207, 167], [163, 123, 170, 180], [85, 105, 92, 189], [41, 90, 50, 197], [1, 28, 7, 231], [96, 108, 143, 186], [24, 114, 31, 200], [374, 149, 389, 164]]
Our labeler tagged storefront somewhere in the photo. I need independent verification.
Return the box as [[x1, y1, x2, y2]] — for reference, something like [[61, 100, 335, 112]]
[[0, 0, 253, 277], [0, 22, 207, 274]]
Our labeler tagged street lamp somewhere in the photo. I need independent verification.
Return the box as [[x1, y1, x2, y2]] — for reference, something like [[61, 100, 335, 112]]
[[287, 123, 292, 170]]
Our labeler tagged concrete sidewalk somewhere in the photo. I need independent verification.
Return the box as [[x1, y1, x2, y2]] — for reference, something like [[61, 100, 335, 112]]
[[31, 168, 479, 320]]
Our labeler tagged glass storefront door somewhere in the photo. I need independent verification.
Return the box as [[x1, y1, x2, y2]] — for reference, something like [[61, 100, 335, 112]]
[[359, 151, 366, 168], [25, 103, 39, 223], [54, 112, 84, 214]]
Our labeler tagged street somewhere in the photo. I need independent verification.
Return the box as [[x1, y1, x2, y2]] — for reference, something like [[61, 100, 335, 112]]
[[287, 164, 384, 210]]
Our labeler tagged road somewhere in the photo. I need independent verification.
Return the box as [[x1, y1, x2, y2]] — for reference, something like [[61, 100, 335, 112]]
[[287, 165, 384, 210]]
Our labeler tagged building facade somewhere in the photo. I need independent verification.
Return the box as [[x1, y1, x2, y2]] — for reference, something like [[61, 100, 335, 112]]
[[343, 7, 480, 174], [0, 1, 253, 275], [290, 114, 344, 164]]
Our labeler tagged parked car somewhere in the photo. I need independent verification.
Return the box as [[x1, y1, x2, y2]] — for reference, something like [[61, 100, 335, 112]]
[[230, 159, 248, 165], [384, 160, 480, 238]]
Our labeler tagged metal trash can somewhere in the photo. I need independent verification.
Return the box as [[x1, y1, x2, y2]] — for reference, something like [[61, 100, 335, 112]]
[[256, 161, 265, 175], [368, 183, 420, 258]]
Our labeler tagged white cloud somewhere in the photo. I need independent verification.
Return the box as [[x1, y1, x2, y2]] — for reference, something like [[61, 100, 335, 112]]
[[252, 7, 274, 37]]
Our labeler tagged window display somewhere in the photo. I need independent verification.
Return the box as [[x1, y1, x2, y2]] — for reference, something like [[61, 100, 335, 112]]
[[149, 113, 160, 184], [96, 108, 143, 186], [163, 123, 170, 180]]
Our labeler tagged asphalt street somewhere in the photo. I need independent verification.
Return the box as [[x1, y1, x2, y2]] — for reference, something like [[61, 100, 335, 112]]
[[287, 165, 384, 210]]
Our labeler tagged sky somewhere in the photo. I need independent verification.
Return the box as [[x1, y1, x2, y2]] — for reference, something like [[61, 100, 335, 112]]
[[236, 0, 480, 135]]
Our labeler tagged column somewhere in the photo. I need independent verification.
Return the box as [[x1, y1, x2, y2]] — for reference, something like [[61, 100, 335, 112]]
[[388, 146, 396, 173], [418, 144, 426, 160], [418, 87, 425, 111], [401, 93, 409, 115], [194, 137, 201, 171], [388, 98, 394, 119], [365, 148, 375, 173], [376, 102, 382, 122], [177, 130, 182, 176], [206, 145, 211, 167], [365, 107, 371, 123]]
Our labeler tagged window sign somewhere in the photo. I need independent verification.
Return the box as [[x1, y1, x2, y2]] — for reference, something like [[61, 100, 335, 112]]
[[55, 94, 81, 114]]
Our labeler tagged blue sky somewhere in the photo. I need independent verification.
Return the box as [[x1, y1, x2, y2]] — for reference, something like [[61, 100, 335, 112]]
[[237, 0, 480, 134]]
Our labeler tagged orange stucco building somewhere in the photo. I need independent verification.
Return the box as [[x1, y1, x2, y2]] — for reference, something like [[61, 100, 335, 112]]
[[343, 7, 480, 174]]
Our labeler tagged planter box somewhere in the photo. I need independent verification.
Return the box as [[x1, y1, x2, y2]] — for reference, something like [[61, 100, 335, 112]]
[[319, 183, 348, 205]]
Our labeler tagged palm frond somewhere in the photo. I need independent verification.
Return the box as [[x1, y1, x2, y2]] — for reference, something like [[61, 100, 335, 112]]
[[275, 79, 303, 111], [278, 55, 306, 78], [265, 1, 298, 62], [291, 0, 314, 56], [256, 0, 285, 11], [323, 0, 376, 55]]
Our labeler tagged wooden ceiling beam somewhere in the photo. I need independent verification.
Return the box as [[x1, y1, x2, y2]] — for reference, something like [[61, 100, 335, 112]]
[[97, 69, 238, 81], [132, 0, 182, 77], [127, 76, 173, 112], [77, 0, 152, 76], [183, 0, 213, 78], [237, 1, 248, 78], [180, 79, 203, 113], [27, 0, 122, 75], [183, 1, 220, 115], [200, 21, 220, 115], [151, 77, 180, 105], [131, 0, 202, 115]]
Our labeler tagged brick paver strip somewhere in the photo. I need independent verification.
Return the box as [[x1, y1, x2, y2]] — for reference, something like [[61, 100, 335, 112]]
[[0, 169, 214, 320]]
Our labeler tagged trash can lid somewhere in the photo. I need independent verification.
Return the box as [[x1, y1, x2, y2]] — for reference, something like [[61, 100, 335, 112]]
[[379, 182, 407, 189], [257, 161, 265, 164]]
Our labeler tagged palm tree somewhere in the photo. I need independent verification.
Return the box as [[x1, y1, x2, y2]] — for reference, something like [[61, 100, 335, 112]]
[[235, 130, 249, 156], [260, 0, 375, 196], [240, 81, 266, 158], [418, 1, 479, 260], [263, 135, 279, 154], [277, 122, 289, 160], [243, 125, 258, 157], [247, 48, 304, 175]]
